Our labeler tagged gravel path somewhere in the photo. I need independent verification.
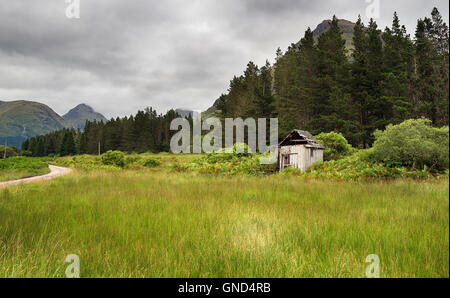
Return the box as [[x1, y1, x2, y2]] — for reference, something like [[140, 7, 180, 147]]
[[0, 165, 72, 189]]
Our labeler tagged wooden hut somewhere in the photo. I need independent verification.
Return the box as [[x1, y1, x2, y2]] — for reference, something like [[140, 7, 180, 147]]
[[277, 130, 325, 172]]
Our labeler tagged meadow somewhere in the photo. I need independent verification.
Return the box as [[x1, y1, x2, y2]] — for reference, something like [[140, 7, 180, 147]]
[[0, 157, 50, 182], [0, 156, 448, 277]]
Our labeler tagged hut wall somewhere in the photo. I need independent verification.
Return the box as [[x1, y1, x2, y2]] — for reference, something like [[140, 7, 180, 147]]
[[279, 145, 323, 172], [303, 147, 324, 171]]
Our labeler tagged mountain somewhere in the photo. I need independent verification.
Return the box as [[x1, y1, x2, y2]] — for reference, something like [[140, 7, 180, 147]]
[[202, 99, 220, 118], [175, 108, 200, 118], [0, 101, 107, 147], [311, 19, 355, 51], [0, 100, 68, 148], [62, 104, 107, 129]]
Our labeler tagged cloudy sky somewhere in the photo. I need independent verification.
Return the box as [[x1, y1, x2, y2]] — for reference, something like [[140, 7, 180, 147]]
[[0, 0, 448, 118]]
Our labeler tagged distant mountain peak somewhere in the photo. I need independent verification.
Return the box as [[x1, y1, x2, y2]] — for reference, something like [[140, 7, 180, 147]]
[[63, 103, 107, 129], [69, 103, 95, 113], [175, 108, 200, 118], [311, 19, 356, 50], [312, 19, 355, 36]]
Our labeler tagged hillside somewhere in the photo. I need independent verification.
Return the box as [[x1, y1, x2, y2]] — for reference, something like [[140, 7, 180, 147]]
[[0, 100, 68, 147], [202, 99, 221, 118], [63, 104, 107, 129]]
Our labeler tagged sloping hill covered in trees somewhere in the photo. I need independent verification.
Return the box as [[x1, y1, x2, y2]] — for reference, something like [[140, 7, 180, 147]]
[[208, 9, 449, 148]]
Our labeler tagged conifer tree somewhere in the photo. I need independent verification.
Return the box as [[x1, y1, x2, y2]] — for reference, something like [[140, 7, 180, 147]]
[[60, 130, 76, 156], [382, 12, 414, 125], [310, 16, 356, 142]]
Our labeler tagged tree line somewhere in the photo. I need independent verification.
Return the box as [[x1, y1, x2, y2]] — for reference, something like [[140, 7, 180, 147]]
[[213, 9, 449, 147], [22, 108, 181, 156]]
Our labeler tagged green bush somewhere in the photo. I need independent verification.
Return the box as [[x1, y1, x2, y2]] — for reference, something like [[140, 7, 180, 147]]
[[143, 158, 160, 168], [52, 155, 122, 171], [293, 150, 437, 181], [0, 156, 47, 170], [165, 147, 275, 176], [315, 132, 355, 161], [101, 150, 125, 167], [232, 143, 252, 157], [204, 152, 233, 164], [372, 118, 449, 171], [0, 145, 18, 158], [203, 143, 252, 164], [125, 155, 142, 165], [20, 150, 33, 157]]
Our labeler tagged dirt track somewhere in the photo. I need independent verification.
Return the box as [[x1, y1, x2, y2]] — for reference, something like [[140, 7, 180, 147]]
[[0, 165, 72, 189]]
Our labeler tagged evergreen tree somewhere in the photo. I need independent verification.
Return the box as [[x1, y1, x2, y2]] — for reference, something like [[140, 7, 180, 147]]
[[382, 12, 414, 125], [273, 43, 302, 136], [429, 8, 449, 125], [413, 10, 449, 125], [364, 18, 386, 145], [254, 60, 275, 118], [298, 27, 318, 130], [309, 16, 357, 142], [351, 16, 370, 146], [60, 130, 76, 156]]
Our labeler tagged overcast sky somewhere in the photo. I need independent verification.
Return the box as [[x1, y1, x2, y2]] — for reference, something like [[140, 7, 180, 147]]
[[0, 0, 448, 118]]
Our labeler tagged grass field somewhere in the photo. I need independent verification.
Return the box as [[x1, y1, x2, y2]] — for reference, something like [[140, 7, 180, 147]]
[[0, 169, 49, 182], [0, 157, 50, 182], [0, 169, 448, 278]]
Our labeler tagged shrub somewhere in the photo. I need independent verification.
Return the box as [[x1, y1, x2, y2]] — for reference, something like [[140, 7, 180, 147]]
[[232, 143, 252, 157], [52, 154, 122, 171], [203, 143, 252, 164], [204, 152, 233, 164], [279, 167, 302, 177], [125, 155, 142, 165], [0, 145, 18, 158], [291, 150, 438, 181], [315, 132, 355, 161], [143, 158, 160, 168], [0, 156, 47, 170], [101, 150, 125, 167], [372, 118, 449, 171], [21, 150, 33, 157]]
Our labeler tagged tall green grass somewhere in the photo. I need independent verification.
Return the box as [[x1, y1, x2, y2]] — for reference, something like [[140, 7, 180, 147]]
[[0, 157, 50, 182], [0, 170, 448, 277]]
